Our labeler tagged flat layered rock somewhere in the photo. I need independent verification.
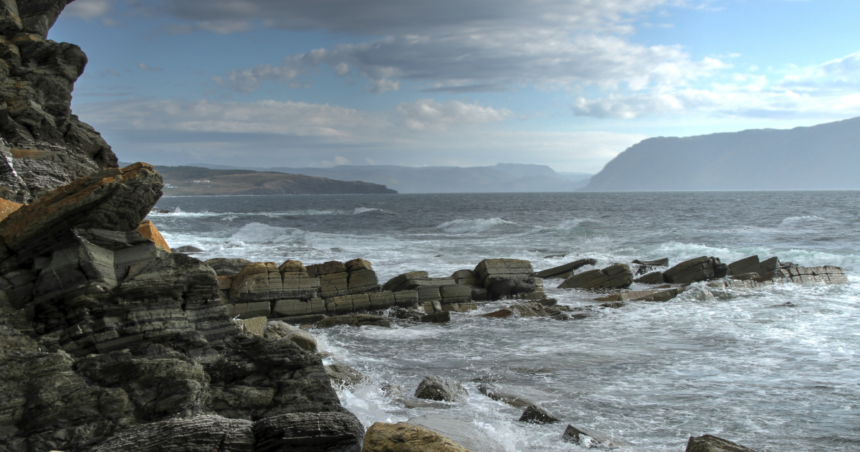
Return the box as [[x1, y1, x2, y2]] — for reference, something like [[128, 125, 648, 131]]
[[535, 258, 597, 279], [663, 256, 726, 284], [634, 271, 665, 284], [558, 264, 633, 290], [90, 415, 255, 452], [253, 412, 365, 452]]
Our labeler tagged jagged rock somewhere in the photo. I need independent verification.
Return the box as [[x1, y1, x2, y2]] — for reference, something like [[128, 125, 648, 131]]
[[264, 320, 317, 352], [477, 383, 533, 407], [383, 271, 429, 292], [633, 271, 664, 284], [363, 422, 472, 452], [325, 363, 365, 387], [685, 434, 756, 452], [204, 258, 251, 276], [0, 1, 118, 203], [136, 220, 171, 253], [314, 314, 390, 328], [561, 424, 633, 449], [414, 376, 468, 402], [90, 415, 255, 452], [518, 405, 561, 424], [451, 269, 481, 287], [253, 412, 365, 452], [406, 415, 505, 452], [535, 258, 597, 279], [482, 308, 512, 318], [558, 264, 633, 290], [663, 256, 723, 284], [474, 258, 538, 300]]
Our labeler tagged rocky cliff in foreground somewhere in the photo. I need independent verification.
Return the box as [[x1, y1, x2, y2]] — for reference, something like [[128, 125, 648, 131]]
[[582, 116, 860, 191], [0, 163, 363, 451], [0, 0, 117, 203]]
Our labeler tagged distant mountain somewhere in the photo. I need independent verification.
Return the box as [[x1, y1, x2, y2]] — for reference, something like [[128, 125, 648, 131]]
[[183, 163, 592, 194], [582, 116, 860, 191], [145, 166, 397, 196]]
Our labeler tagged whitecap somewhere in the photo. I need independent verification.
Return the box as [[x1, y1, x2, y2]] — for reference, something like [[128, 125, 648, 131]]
[[436, 218, 521, 234]]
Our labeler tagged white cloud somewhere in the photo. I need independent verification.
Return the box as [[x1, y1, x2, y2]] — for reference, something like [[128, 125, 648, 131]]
[[65, 0, 112, 19], [138, 63, 162, 72], [75, 98, 641, 172]]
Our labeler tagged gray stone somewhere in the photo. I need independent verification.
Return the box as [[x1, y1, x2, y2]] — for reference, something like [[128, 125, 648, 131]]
[[558, 264, 633, 290], [685, 434, 756, 452], [451, 269, 481, 287], [561, 424, 633, 449], [314, 314, 390, 328], [414, 376, 468, 402], [632, 288, 679, 302], [273, 298, 325, 317], [535, 258, 597, 279], [406, 415, 505, 452], [382, 271, 429, 292], [477, 383, 534, 407], [519, 405, 561, 424], [633, 271, 665, 284], [633, 258, 669, 267], [728, 255, 760, 276], [663, 256, 718, 284]]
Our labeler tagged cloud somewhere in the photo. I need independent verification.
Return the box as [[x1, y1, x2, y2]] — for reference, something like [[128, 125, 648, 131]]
[[75, 97, 641, 172], [138, 63, 162, 72], [64, 0, 112, 19], [396, 99, 513, 131]]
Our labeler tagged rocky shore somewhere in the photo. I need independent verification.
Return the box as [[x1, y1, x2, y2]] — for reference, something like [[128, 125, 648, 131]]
[[0, 2, 846, 451], [0, 162, 845, 450]]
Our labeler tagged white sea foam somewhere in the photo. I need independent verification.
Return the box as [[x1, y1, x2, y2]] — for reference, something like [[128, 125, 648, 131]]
[[436, 218, 521, 234]]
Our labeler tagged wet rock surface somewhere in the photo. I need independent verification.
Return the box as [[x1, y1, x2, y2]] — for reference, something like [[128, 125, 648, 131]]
[[414, 376, 468, 402], [685, 434, 756, 452], [362, 422, 472, 452]]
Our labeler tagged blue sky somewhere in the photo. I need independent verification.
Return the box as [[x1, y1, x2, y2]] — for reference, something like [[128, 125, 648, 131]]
[[51, 0, 860, 173]]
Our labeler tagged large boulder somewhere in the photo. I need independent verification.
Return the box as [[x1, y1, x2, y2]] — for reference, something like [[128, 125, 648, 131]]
[[558, 264, 633, 290], [663, 257, 726, 284], [406, 415, 505, 452], [474, 259, 537, 300], [253, 412, 365, 452], [363, 422, 472, 452], [685, 434, 756, 452], [414, 376, 468, 402]]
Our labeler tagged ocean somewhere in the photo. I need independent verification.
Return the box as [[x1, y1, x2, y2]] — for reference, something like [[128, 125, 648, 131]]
[[148, 191, 860, 451]]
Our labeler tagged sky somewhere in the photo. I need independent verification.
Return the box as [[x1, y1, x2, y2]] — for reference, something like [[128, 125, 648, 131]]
[[51, 0, 860, 173]]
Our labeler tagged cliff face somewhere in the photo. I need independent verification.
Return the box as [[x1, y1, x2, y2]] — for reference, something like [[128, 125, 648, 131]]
[[0, 0, 117, 203], [581, 116, 860, 192]]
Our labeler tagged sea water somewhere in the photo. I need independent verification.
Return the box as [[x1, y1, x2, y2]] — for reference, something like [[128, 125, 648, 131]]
[[148, 191, 860, 451]]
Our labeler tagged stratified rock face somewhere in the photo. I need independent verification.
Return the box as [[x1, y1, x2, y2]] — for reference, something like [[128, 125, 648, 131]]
[[0, 164, 357, 452], [558, 264, 633, 290], [0, 0, 118, 203]]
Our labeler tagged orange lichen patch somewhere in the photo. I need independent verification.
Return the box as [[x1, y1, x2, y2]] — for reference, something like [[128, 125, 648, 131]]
[[0, 198, 22, 222], [217, 275, 234, 290], [9, 148, 52, 159], [278, 259, 306, 273], [0, 162, 157, 249], [137, 219, 171, 253]]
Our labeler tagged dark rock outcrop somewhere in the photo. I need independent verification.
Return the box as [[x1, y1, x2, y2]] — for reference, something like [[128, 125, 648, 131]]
[[558, 264, 633, 290], [0, 163, 361, 451], [414, 376, 468, 403], [0, 0, 118, 203], [685, 434, 756, 452], [518, 405, 561, 424], [561, 424, 632, 448], [663, 256, 723, 284]]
